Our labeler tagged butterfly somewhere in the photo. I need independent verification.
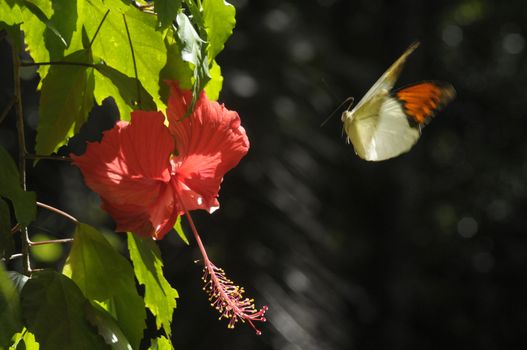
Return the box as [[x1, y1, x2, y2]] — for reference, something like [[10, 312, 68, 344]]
[[341, 42, 456, 161]]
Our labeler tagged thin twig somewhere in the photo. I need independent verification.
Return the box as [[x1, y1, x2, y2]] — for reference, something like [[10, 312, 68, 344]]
[[8, 253, 24, 260], [28, 238, 74, 246], [20, 61, 96, 68], [25, 154, 72, 162], [37, 201, 79, 224], [122, 14, 142, 107], [12, 35, 32, 276], [89, 9, 110, 49], [0, 96, 16, 125]]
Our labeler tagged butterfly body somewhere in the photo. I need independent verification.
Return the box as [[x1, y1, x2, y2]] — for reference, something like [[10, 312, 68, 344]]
[[342, 42, 455, 161]]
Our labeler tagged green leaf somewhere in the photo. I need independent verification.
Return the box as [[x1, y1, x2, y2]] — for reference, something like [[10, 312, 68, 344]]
[[20, 270, 108, 350], [94, 64, 156, 121], [173, 216, 189, 245], [0, 146, 37, 226], [48, 0, 78, 48], [35, 49, 95, 155], [80, 1, 167, 110], [0, 264, 22, 349], [148, 336, 173, 350], [175, 12, 210, 113], [175, 11, 205, 66], [85, 303, 132, 350], [6, 271, 28, 294], [202, 0, 236, 61], [0, 0, 23, 26], [63, 224, 145, 350], [10, 329, 39, 350], [154, 0, 182, 29], [159, 35, 193, 103], [204, 59, 223, 101], [20, 4, 52, 80], [0, 199, 15, 259], [127, 234, 178, 336]]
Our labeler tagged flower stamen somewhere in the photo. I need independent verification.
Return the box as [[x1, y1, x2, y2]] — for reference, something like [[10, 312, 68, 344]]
[[180, 198, 268, 335]]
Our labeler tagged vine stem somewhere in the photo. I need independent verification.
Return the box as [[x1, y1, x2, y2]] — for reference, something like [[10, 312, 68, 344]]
[[29, 238, 74, 246], [25, 154, 72, 162], [36, 201, 79, 224], [11, 37, 31, 275], [20, 61, 96, 68]]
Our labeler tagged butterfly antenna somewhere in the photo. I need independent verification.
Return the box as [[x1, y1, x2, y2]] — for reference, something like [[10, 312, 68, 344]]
[[320, 96, 354, 127]]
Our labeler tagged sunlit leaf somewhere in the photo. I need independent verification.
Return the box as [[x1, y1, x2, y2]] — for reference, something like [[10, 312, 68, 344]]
[[10, 328, 40, 350], [173, 216, 189, 245], [94, 64, 156, 121], [175, 11, 205, 66], [159, 35, 193, 103], [63, 224, 145, 350], [154, 0, 182, 29], [20, 270, 108, 350], [127, 234, 178, 336], [202, 0, 236, 61], [85, 303, 132, 350], [204, 59, 223, 101], [0, 264, 22, 349], [80, 1, 167, 110], [0, 199, 15, 259], [0, 146, 36, 226], [35, 49, 94, 155], [148, 336, 173, 350], [0, 0, 23, 26]]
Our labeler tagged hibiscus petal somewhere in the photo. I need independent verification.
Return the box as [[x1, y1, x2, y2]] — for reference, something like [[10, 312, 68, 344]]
[[166, 81, 250, 213], [71, 111, 177, 239]]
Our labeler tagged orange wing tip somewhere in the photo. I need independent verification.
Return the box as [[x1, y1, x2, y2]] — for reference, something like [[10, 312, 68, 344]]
[[393, 81, 456, 127]]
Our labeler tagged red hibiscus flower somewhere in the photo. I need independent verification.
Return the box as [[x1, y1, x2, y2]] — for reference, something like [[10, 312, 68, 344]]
[[72, 82, 249, 240], [72, 82, 267, 334]]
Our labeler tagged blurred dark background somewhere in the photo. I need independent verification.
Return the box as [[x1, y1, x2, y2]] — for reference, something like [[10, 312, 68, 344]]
[[2, 0, 527, 349]]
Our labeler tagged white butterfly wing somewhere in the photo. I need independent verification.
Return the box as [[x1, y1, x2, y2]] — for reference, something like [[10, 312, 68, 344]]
[[351, 42, 420, 112], [345, 97, 421, 161]]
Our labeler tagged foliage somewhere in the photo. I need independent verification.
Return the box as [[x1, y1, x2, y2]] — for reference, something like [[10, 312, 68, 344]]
[[0, 0, 239, 348]]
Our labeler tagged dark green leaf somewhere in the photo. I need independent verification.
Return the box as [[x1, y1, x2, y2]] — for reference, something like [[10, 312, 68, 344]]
[[20, 270, 108, 350], [35, 49, 95, 155], [0, 199, 15, 259], [175, 12, 210, 113], [127, 234, 178, 336], [94, 64, 156, 121], [0, 263, 22, 349], [154, 0, 182, 29], [85, 303, 132, 350], [148, 336, 173, 350], [0, 146, 36, 226], [202, 0, 236, 61], [63, 224, 145, 350], [6, 271, 29, 294]]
